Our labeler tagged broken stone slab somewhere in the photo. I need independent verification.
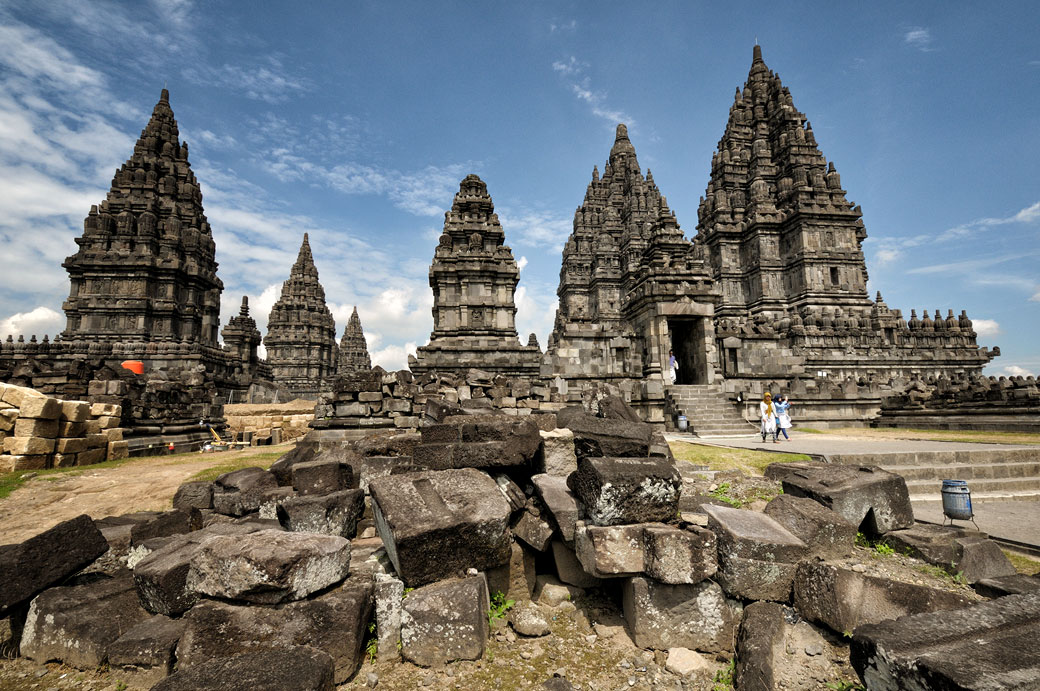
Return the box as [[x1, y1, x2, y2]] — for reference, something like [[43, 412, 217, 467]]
[[172, 481, 213, 510], [268, 443, 319, 485], [129, 510, 195, 547], [369, 468, 511, 587], [622, 576, 741, 653], [211, 467, 279, 516], [187, 529, 351, 604], [175, 582, 372, 684], [20, 574, 151, 669], [401, 575, 489, 666], [487, 540, 537, 602], [551, 540, 603, 588], [556, 406, 654, 460], [277, 489, 365, 537], [152, 646, 336, 691], [494, 473, 526, 512], [703, 504, 808, 601], [0, 514, 109, 617], [537, 428, 578, 476], [374, 574, 404, 662], [882, 523, 1017, 583], [574, 522, 645, 578], [973, 573, 1040, 599], [107, 614, 186, 689], [291, 459, 357, 495], [643, 523, 718, 585], [851, 591, 1040, 690], [569, 456, 681, 526], [531, 474, 580, 542], [778, 464, 914, 534], [512, 500, 555, 552], [763, 494, 855, 560], [413, 419, 543, 470], [793, 562, 975, 635]]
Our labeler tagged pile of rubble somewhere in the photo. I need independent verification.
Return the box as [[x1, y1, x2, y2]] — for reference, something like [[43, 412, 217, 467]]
[[2, 395, 1039, 690], [0, 383, 126, 472], [223, 400, 315, 445]]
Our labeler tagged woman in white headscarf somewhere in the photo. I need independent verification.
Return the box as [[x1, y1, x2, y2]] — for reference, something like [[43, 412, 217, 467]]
[[759, 392, 777, 443]]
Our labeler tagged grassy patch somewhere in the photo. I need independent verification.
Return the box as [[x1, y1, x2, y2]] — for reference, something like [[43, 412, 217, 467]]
[[187, 450, 283, 482], [1004, 550, 1040, 575], [670, 441, 809, 476], [0, 455, 137, 500], [811, 427, 1040, 446]]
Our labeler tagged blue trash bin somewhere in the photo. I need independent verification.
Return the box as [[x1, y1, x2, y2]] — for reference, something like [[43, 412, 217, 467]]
[[941, 479, 973, 520], [677, 415, 688, 432]]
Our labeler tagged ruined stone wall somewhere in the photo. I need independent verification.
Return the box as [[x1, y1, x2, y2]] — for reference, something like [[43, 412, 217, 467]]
[[875, 375, 1040, 432], [224, 400, 315, 444], [0, 383, 127, 472]]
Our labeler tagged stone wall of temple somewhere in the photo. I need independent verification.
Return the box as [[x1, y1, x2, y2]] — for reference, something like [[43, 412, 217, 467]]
[[410, 175, 542, 377]]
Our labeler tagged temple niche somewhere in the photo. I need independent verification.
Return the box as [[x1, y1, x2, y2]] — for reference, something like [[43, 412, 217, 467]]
[[264, 233, 339, 398], [337, 306, 372, 374], [408, 175, 542, 377]]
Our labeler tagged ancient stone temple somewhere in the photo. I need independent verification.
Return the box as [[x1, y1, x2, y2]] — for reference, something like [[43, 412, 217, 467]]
[[62, 89, 223, 347], [546, 124, 718, 419], [337, 306, 372, 374], [221, 296, 266, 381], [409, 175, 542, 377], [265, 233, 338, 397]]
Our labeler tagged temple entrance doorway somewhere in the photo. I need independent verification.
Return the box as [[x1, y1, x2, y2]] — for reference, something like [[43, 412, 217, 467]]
[[667, 318, 708, 385]]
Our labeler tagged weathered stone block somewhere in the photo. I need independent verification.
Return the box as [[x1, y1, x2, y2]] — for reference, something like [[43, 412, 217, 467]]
[[643, 523, 718, 584], [173, 481, 213, 510], [763, 494, 855, 560], [779, 464, 914, 534], [107, 440, 129, 460], [108, 614, 185, 688], [851, 591, 1040, 690], [291, 459, 356, 495], [623, 576, 740, 652], [3, 436, 54, 455], [374, 574, 404, 662], [401, 575, 489, 666], [17, 395, 61, 420], [20, 575, 151, 669], [575, 522, 645, 578], [487, 540, 537, 602], [154, 646, 336, 691], [1, 384, 43, 408], [0, 514, 109, 617], [973, 574, 1040, 599], [537, 428, 578, 476], [793, 562, 974, 635], [369, 468, 511, 587], [60, 400, 91, 422], [570, 456, 681, 526], [556, 406, 654, 460], [57, 420, 86, 436], [550, 540, 602, 587], [212, 466, 278, 516], [129, 510, 194, 547], [512, 503, 554, 552], [13, 417, 58, 438], [76, 447, 106, 465], [703, 504, 807, 601], [883, 524, 1017, 584], [531, 473, 580, 542], [55, 437, 88, 454], [187, 529, 351, 604], [277, 489, 365, 537], [7, 454, 49, 471]]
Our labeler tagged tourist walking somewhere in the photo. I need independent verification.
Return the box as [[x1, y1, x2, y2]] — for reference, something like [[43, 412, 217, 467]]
[[667, 349, 678, 384], [776, 395, 792, 441], [759, 392, 777, 443]]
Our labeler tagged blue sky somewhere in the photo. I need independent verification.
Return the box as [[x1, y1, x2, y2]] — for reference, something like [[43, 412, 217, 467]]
[[0, 1, 1037, 375]]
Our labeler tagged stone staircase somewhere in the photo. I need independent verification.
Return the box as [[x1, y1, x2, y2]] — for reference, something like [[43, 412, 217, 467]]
[[665, 384, 755, 437], [828, 447, 1040, 504]]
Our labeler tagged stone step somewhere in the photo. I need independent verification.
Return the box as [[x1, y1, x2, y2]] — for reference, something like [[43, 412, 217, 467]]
[[909, 489, 1040, 505], [903, 476, 1040, 496], [891, 462, 1040, 481], [830, 448, 1040, 467]]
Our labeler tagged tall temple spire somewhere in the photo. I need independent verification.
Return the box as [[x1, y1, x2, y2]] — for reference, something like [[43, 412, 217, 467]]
[[62, 88, 223, 345], [338, 306, 372, 374], [264, 233, 338, 396]]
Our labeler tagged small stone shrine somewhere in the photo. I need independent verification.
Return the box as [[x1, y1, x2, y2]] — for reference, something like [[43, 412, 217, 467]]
[[337, 306, 372, 374], [409, 175, 542, 377], [220, 296, 267, 382], [265, 233, 339, 398]]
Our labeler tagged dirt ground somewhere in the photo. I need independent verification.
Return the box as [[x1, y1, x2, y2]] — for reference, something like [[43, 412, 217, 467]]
[[0, 444, 293, 545]]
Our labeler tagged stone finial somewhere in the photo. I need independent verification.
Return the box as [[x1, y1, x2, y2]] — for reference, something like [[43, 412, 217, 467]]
[[753, 44, 763, 63], [159, 87, 170, 103], [240, 295, 250, 316]]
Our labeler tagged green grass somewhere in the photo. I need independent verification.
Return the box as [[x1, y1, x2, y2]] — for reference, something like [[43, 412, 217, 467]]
[[670, 441, 810, 476], [1004, 550, 1040, 575], [712, 658, 735, 690], [488, 591, 515, 627], [187, 450, 283, 482], [0, 455, 137, 500]]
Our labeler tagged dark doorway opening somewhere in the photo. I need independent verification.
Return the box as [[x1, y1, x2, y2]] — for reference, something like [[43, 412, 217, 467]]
[[668, 318, 708, 385]]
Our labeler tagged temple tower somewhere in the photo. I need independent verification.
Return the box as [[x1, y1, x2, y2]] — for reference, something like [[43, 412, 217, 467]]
[[337, 306, 372, 374], [409, 174, 541, 377], [264, 233, 338, 396], [221, 296, 263, 377], [62, 89, 223, 345]]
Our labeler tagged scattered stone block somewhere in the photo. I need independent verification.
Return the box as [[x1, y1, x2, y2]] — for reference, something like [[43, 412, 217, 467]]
[[0, 514, 109, 617], [0, 384, 42, 408], [60, 401, 90, 422], [535, 574, 585, 606], [575, 523, 645, 578], [153, 646, 336, 691], [763, 494, 855, 560], [401, 575, 489, 666], [187, 529, 351, 604], [512, 501, 555, 552], [13, 417, 58, 438], [77, 447, 106, 465], [369, 468, 511, 586], [883, 524, 1017, 583], [129, 510, 194, 547], [212, 467, 278, 516], [537, 428, 578, 476], [666, 647, 711, 676], [487, 540, 537, 602], [107, 440, 129, 460], [108, 614, 186, 688], [277, 489, 365, 537], [510, 601, 550, 637], [175, 583, 372, 684], [20, 575, 151, 669], [643, 523, 718, 584], [851, 591, 1040, 690], [551, 540, 602, 587], [374, 574, 404, 662], [291, 459, 356, 495], [172, 481, 213, 510], [793, 562, 974, 635], [779, 464, 914, 534], [3, 436, 54, 455], [703, 504, 807, 601], [734, 601, 844, 691], [55, 437, 88, 454], [556, 407, 654, 460], [17, 394, 61, 420], [268, 443, 318, 485], [532, 473, 580, 542], [569, 456, 681, 526], [622, 576, 740, 652], [973, 574, 1040, 599]]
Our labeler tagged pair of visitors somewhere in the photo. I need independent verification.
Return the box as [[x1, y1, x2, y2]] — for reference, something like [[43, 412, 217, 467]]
[[775, 395, 792, 441]]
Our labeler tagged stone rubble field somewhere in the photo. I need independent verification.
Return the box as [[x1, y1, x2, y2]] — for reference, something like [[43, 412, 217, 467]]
[[1, 394, 1038, 691]]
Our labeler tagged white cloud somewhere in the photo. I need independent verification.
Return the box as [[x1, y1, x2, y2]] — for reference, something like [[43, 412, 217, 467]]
[[182, 56, 311, 104], [549, 19, 577, 33], [499, 208, 572, 251], [0, 306, 64, 338], [874, 248, 901, 265], [1002, 365, 1036, 377], [517, 256, 528, 271], [972, 318, 1001, 339], [904, 27, 934, 52], [1031, 289, 1040, 303], [552, 56, 635, 128]]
